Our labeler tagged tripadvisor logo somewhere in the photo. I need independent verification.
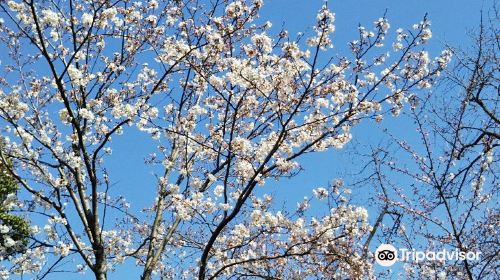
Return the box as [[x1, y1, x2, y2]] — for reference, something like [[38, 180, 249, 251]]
[[375, 244, 482, 267], [375, 244, 398, 267]]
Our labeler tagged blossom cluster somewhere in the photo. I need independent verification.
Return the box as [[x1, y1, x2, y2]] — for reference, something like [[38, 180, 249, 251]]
[[0, 0, 451, 279]]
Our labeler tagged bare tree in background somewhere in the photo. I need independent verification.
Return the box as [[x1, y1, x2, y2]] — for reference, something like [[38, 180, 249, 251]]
[[357, 8, 499, 280]]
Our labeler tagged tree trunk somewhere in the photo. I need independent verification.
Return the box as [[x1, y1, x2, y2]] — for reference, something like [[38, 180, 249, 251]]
[[94, 245, 107, 280], [141, 270, 152, 280], [95, 271, 107, 280]]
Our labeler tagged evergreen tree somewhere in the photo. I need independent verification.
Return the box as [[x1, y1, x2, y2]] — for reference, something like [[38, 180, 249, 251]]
[[0, 158, 29, 257]]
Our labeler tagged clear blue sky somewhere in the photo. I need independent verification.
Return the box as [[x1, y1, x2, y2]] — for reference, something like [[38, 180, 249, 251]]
[[106, 1, 490, 279], [107, 1, 491, 279], [4, 0, 492, 279], [110, 0, 490, 216]]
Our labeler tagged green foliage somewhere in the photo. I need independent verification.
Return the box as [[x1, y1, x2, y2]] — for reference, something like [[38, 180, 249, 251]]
[[0, 158, 29, 256]]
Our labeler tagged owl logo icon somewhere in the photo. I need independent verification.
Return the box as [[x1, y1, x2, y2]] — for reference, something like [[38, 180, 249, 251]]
[[375, 244, 398, 266]]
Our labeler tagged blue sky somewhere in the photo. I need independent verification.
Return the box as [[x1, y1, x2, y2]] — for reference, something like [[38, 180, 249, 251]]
[[110, 0, 490, 213], [108, 1, 490, 279], [3, 0, 493, 279]]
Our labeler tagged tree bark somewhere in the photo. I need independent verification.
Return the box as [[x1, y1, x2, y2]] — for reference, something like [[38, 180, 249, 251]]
[[141, 270, 152, 280], [95, 271, 107, 280], [93, 245, 107, 280]]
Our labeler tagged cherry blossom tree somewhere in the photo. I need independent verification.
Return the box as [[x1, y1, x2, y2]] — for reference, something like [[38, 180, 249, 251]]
[[348, 10, 498, 279], [0, 0, 450, 279]]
